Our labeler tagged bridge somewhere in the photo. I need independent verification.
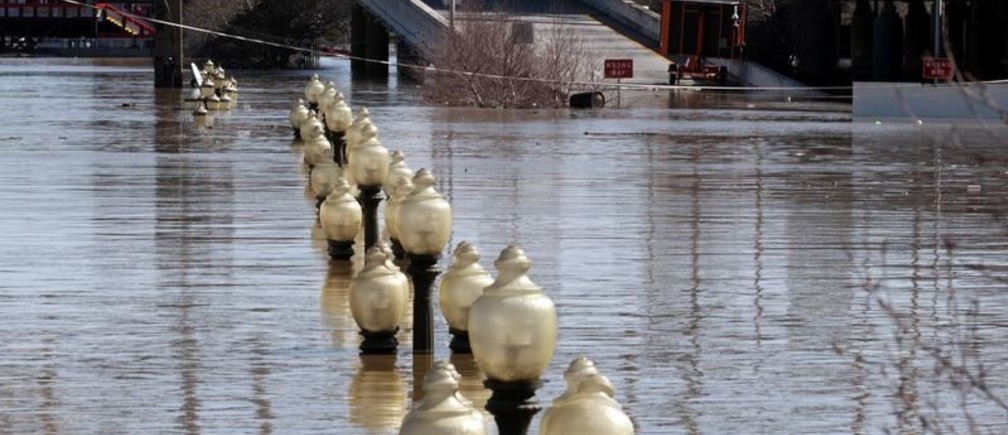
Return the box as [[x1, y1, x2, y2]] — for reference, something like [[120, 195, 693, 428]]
[[0, 1, 155, 54], [2, 0, 799, 89], [351, 0, 677, 85], [351, 0, 802, 89]]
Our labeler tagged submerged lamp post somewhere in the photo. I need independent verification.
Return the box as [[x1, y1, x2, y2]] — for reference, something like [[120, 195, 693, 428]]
[[397, 169, 453, 354], [194, 76, 215, 115], [350, 245, 410, 354], [539, 357, 635, 435], [289, 98, 310, 138], [384, 175, 414, 261], [309, 162, 343, 212], [304, 73, 325, 111], [469, 245, 557, 435], [385, 151, 414, 259], [319, 178, 362, 261], [348, 128, 389, 252], [439, 241, 494, 354], [399, 360, 488, 434], [302, 123, 334, 171], [324, 92, 353, 168]]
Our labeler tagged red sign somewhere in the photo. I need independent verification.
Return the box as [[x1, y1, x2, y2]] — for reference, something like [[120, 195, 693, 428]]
[[604, 59, 633, 79], [923, 58, 954, 80]]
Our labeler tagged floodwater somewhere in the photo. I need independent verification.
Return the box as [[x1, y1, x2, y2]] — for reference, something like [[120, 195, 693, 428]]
[[1, 57, 1008, 434]]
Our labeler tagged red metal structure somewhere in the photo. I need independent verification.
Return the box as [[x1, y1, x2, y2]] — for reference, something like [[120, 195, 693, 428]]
[[659, 0, 745, 85], [95, 2, 155, 36]]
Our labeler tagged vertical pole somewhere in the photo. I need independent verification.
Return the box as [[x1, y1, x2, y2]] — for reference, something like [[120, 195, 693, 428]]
[[617, 78, 621, 108], [450, 0, 456, 30], [407, 254, 439, 354], [359, 185, 383, 252], [175, 0, 183, 73], [153, 0, 183, 87], [933, 0, 943, 57], [351, 4, 367, 78]]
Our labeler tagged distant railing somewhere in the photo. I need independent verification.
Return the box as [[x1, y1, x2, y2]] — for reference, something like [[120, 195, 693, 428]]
[[96, 2, 155, 36], [0, 2, 155, 36], [0, 2, 96, 18]]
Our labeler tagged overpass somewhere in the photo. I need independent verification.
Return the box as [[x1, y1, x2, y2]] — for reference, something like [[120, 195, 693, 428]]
[[351, 0, 800, 89]]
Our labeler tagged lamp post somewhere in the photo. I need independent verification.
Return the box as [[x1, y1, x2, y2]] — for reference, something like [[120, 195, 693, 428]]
[[324, 92, 352, 168], [539, 357, 635, 435], [347, 126, 389, 252], [319, 178, 362, 261], [344, 108, 376, 187], [439, 241, 493, 353], [302, 123, 333, 171], [289, 99, 310, 139], [350, 245, 409, 354], [399, 360, 488, 434], [309, 161, 343, 212], [319, 80, 336, 113], [384, 151, 414, 259], [224, 76, 238, 102], [397, 169, 453, 354], [304, 73, 324, 111], [194, 76, 215, 115], [469, 245, 557, 435], [384, 175, 413, 261]]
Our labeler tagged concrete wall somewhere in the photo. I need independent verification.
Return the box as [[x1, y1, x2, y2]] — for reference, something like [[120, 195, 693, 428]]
[[712, 58, 811, 89], [577, 0, 661, 45], [357, 0, 449, 60], [853, 81, 1008, 121]]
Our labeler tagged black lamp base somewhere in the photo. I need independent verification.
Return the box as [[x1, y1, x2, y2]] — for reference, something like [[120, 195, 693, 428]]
[[359, 328, 398, 355], [327, 239, 355, 261], [390, 238, 406, 260], [448, 327, 471, 354], [484, 379, 542, 435]]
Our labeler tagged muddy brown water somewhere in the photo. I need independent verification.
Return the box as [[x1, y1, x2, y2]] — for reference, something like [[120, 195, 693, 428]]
[[1, 57, 1007, 434]]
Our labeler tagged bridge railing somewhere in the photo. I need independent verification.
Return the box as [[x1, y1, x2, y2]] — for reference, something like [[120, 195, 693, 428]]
[[96, 3, 155, 36], [0, 2, 96, 18]]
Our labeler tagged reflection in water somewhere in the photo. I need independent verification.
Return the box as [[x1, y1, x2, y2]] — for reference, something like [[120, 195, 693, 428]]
[[753, 141, 765, 348], [154, 93, 236, 433], [349, 355, 408, 433], [250, 335, 274, 435], [449, 353, 492, 413], [321, 261, 358, 349], [678, 152, 702, 435], [412, 352, 433, 402], [38, 337, 59, 435]]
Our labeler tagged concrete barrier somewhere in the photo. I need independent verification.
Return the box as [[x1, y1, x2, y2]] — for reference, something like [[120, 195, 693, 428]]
[[577, 0, 661, 45]]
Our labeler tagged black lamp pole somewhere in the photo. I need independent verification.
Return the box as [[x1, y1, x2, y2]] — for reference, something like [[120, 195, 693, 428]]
[[484, 379, 542, 435], [405, 253, 439, 353], [358, 185, 383, 252]]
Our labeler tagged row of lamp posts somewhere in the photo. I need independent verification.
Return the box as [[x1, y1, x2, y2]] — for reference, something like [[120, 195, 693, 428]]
[[288, 74, 634, 435], [188, 59, 238, 117]]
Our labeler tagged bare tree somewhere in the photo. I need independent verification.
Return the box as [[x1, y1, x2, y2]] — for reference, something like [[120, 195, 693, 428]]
[[422, 5, 597, 108]]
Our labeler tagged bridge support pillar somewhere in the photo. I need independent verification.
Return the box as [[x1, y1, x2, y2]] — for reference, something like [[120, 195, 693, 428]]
[[396, 40, 422, 81], [152, 0, 183, 88], [351, 4, 367, 78], [364, 13, 389, 79], [351, 5, 389, 80]]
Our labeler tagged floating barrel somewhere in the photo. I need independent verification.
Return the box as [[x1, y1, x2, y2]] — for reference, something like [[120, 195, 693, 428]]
[[569, 92, 605, 109]]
